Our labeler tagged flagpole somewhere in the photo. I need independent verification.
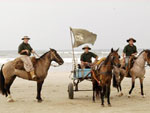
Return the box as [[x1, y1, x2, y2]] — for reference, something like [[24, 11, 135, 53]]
[[70, 27, 76, 70]]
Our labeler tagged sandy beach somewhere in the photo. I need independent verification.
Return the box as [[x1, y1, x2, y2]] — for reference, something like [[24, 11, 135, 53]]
[[0, 68, 150, 113]]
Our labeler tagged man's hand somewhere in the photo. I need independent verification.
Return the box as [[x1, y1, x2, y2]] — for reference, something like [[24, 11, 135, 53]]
[[122, 53, 126, 63], [81, 62, 89, 66], [25, 50, 29, 54], [131, 53, 137, 56], [32, 50, 35, 53], [20, 49, 29, 54]]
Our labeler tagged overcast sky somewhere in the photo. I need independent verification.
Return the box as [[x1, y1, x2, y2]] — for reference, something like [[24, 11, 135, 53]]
[[0, 0, 150, 50]]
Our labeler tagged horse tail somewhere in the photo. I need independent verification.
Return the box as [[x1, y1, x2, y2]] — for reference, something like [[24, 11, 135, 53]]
[[0, 64, 7, 96], [113, 73, 118, 88]]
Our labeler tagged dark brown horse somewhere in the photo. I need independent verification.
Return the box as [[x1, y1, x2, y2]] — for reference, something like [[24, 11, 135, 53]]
[[92, 48, 120, 107], [0, 49, 64, 102]]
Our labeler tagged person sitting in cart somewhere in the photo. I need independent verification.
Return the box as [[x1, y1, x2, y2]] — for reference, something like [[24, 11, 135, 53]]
[[80, 45, 98, 69]]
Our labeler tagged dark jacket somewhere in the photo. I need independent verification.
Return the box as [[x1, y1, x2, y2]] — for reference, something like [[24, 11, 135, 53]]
[[80, 52, 97, 63], [18, 42, 33, 56], [123, 44, 137, 56]]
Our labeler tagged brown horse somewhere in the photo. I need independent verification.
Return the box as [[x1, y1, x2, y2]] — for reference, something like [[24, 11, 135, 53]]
[[113, 50, 150, 97], [0, 49, 64, 102], [92, 48, 120, 107]]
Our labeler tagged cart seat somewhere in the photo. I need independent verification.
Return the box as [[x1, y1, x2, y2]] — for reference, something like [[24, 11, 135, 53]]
[[74, 69, 91, 79]]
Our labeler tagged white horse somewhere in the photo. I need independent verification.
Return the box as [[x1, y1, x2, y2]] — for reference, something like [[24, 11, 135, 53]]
[[113, 50, 150, 98]]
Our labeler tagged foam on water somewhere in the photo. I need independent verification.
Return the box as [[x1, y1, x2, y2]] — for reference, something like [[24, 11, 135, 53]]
[[0, 58, 15, 64], [0, 50, 111, 66]]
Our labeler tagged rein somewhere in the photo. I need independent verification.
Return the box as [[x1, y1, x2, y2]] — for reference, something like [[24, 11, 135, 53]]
[[50, 51, 61, 67], [34, 51, 60, 67], [33, 52, 40, 58]]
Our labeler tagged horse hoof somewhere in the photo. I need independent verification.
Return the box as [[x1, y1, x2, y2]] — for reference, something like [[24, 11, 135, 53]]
[[142, 95, 146, 98], [128, 94, 131, 98], [101, 104, 105, 107], [118, 93, 123, 97], [7, 95, 14, 102], [7, 98, 14, 102], [108, 104, 112, 107], [37, 99, 43, 103], [120, 93, 123, 97]]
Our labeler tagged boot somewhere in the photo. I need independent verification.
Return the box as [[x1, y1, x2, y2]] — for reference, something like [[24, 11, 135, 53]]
[[30, 71, 36, 80]]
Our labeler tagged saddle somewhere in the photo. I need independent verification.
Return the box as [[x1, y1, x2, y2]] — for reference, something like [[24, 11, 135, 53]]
[[14, 57, 37, 71], [125, 55, 137, 77], [92, 57, 106, 77]]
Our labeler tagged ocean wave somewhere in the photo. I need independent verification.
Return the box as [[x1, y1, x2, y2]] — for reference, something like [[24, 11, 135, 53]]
[[0, 50, 110, 65], [0, 57, 76, 65], [0, 56, 106, 65]]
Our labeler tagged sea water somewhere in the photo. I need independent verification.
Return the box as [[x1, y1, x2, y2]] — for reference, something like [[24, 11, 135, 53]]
[[0, 49, 144, 72]]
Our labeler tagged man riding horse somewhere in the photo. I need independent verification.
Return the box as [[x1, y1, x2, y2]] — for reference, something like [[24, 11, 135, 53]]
[[122, 38, 137, 73], [18, 36, 36, 79], [80, 45, 98, 68]]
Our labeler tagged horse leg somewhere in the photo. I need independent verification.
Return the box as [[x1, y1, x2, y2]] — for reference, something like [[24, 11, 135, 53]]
[[6, 75, 16, 102], [107, 85, 111, 107], [117, 82, 123, 97], [118, 73, 124, 96], [128, 77, 135, 98], [101, 86, 106, 107], [36, 81, 44, 102], [118, 82, 123, 96], [139, 78, 145, 98], [92, 84, 96, 102]]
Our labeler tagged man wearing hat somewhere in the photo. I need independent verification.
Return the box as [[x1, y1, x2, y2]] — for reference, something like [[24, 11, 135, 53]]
[[123, 38, 137, 71], [80, 45, 98, 68], [18, 36, 36, 79]]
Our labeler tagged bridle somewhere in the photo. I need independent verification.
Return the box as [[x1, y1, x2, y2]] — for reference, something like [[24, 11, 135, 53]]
[[50, 51, 62, 67], [145, 54, 150, 67], [110, 54, 120, 67]]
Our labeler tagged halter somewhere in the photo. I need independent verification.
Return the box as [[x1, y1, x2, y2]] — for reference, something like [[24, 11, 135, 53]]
[[50, 51, 62, 67], [34, 51, 61, 67]]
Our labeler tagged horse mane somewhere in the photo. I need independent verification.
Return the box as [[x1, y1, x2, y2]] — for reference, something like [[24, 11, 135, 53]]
[[137, 50, 145, 58], [145, 49, 150, 58], [103, 53, 111, 65], [137, 49, 150, 57], [37, 51, 50, 60]]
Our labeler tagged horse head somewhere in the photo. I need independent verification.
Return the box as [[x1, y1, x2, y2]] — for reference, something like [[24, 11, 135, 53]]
[[49, 48, 64, 65], [144, 50, 150, 66], [110, 48, 121, 68]]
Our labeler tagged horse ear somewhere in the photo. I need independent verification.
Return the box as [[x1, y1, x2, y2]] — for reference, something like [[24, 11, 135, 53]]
[[116, 48, 119, 52], [111, 48, 114, 52]]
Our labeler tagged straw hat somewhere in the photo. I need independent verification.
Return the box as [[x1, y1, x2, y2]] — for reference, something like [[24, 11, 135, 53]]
[[22, 36, 30, 40], [127, 38, 136, 43], [82, 45, 91, 50]]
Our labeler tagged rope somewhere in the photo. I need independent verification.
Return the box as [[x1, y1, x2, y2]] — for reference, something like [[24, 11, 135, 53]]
[[33, 52, 40, 58]]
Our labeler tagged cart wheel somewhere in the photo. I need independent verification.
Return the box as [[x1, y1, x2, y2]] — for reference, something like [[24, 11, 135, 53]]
[[68, 83, 74, 99]]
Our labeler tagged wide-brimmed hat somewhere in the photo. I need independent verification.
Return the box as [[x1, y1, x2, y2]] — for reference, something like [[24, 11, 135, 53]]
[[22, 36, 30, 40], [82, 45, 91, 50], [127, 38, 136, 43]]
